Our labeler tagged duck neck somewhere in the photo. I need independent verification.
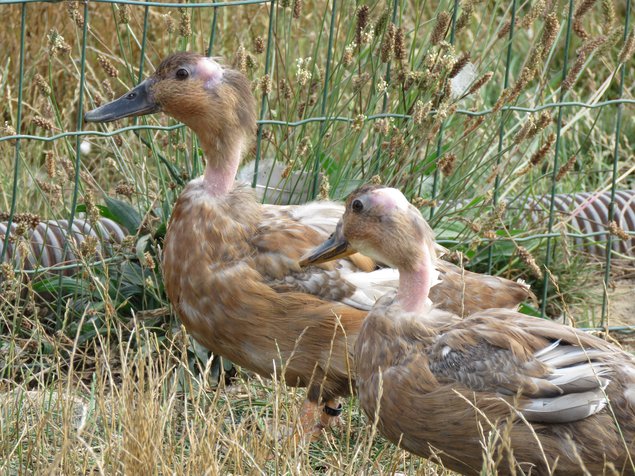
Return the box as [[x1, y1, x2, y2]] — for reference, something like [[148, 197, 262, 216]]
[[198, 130, 246, 197], [397, 244, 438, 314]]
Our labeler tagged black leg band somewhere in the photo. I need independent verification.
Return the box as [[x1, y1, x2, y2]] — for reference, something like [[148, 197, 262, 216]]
[[323, 403, 343, 417]]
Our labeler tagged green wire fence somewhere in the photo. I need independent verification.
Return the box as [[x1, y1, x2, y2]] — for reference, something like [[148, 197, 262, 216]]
[[0, 0, 633, 332]]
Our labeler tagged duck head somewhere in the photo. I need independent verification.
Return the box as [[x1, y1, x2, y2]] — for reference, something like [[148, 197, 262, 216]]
[[85, 52, 256, 150], [300, 185, 437, 273]]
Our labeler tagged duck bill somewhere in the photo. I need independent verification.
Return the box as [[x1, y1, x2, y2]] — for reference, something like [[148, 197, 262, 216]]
[[299, 232, 355, 267], [84, 79, 159, 123]]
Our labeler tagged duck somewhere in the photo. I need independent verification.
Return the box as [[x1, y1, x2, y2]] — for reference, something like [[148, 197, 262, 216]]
[[84, 52, 535, 438], [300, 184, 635, 474]]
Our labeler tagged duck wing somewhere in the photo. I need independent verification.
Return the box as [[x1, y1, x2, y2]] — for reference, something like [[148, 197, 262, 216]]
[[426, 309, 634, 423], [432, 261, 536, 315], [255, 201, 396, 310]]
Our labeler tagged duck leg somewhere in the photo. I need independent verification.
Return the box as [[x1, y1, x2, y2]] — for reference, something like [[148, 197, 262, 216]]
[[298, 398, 323, 440], [320, 398, 343, 429]]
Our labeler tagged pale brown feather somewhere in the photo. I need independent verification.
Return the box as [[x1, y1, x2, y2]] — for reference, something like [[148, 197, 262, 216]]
[[356, 298, 635, 475]]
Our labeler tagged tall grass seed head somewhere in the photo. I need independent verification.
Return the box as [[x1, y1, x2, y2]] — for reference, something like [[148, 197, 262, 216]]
[[44, 150, 56, 179], [517, 246, 543, 279], [514, 116, 536, 144], [66, 2, 85, 29], [375, 79, 388, 94], [318, 174, 330, 200], [163, 14, 176, 34], [295, 137, 311, 157], [101, 79, 115, 100], [618, 29, 635, 64], [374, 8, 389, 34], [438, 153, 457, 176], [79, 236, 99, 259], [381, 24, 396, 63], [412, 197, 437, 208], [47, 29, 71, 57], [394, 27, 407, 61], [179, 9, 191, 37], [456, 1, 474, 32], [541, 12, 560, 60], [33, 116, 54, 132], [293, 0, 303, 19], [260, 74, 272, 95], [343, 43, 355, 66], [254, 36, 265, 54], [352, 114, 366, 131], [118, 3, 130, 24], [34, 74, 51, 96], [607, 221, 630, 240], [601, 0, 615, 27], [356, 5, 370, 46], [465, 71, 493, 97], [115, 182, 135, 198], [235, 46, 247, 73], [518, 0, 545, 29], [296, 57, 312, 86], [389, 127, 404, 159], [98, 55, 119, 79], [373, 118, 390, 135], [556, 154, 577, 181], [431, 11, 451, 45]]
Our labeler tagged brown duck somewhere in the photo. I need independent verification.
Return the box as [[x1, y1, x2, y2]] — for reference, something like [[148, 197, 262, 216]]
[[301, 184, 635, 474], [84, 52, 534, 437]]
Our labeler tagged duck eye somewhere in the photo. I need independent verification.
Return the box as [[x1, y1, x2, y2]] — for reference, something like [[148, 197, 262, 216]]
[[175, 68, 189, 80], [351, 199, 364, 213]]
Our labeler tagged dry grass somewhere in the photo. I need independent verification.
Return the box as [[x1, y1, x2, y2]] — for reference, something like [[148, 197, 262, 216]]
[[1, 313, 457, 475]]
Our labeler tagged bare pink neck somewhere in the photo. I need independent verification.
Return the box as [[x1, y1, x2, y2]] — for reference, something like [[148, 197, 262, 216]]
[[199, 134, 245, 197], [396, 245, 437, 313]]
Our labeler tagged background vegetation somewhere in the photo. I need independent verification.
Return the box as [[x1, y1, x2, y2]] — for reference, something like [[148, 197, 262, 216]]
[[0, 0, 633, 473]]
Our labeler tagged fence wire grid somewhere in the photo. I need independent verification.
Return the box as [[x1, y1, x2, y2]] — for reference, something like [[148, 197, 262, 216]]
[[0, 0, 633, 330]]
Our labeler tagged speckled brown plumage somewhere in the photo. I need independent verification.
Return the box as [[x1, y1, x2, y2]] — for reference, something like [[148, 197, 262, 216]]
[[306, 186, 635, 475]]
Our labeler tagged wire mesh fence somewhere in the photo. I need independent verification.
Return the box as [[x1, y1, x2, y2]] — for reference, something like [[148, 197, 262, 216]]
[[0, 0, 633, 331]]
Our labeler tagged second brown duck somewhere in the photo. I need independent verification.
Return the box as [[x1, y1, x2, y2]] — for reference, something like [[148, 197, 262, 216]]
[[302, 184, 635, 474]]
